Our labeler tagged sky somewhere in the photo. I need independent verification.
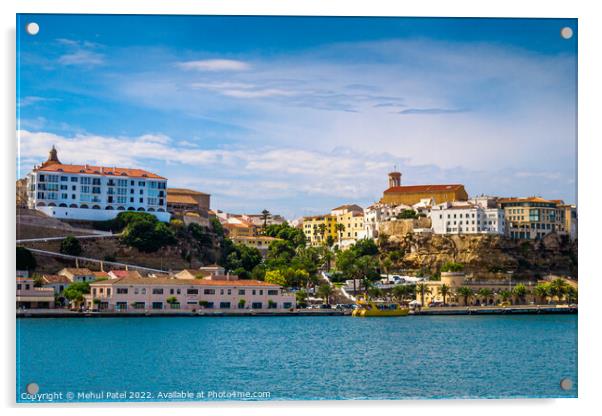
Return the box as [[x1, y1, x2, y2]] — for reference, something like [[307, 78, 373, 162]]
[[16, 15, 577, 219]]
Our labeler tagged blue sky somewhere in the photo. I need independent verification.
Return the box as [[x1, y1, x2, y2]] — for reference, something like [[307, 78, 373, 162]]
[[16, 15, 577, 219]]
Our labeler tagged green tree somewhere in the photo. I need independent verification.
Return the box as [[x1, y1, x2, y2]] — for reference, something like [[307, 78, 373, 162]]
[[549, 278, 569, 303], [512, 283, 528, 305], [477, 288, 494, 305], [317, 223, 327, 242], [566, 286, 578, 304], [60, 235, 82, 256], [63, 282, 90, 308], [120, 218, 176, 253], [295, 290, 309, 308], [440, 284, 450, 304], [335, 223, 345, 244], [166, 296, 178, 306], [534, 283, 550, 304], [264, 269, 287, 286], [456, 286, 474, 306], [367, 286, 383, 301], [264, 223, 306, 248], [238, 299, 246, 309], [317, 284, 333, 304], [416, 283, 432, 306], [499, 289, 512, 303], [16, 246, 37, 271], [261, 209, 271, 228], [392, 285, 408, 303]]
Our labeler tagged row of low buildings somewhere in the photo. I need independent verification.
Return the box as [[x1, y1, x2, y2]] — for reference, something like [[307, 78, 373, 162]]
[[16, 265, 296, 312], [301, 171, 578, 245]]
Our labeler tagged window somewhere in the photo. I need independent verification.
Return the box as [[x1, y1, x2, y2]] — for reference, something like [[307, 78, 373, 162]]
[[187, 289, 199, 295], [141, 288, 146, 295], [268, 289, 278, 295], [116, 288, 128, 294], [71, 177, 78, 182], [219, 302, 231, 309], [238, 289, 245, 295], [204, 289, 215, 295], [152, 288, 164, 295], [152, 302, 163, 310], [283, 302, 292, 309], [252, 302, 262, 309], [80, 177, 91, 184], [92, 178, 101, 185], [116, 302, 128, 311], [133, 302, 145, 310], [169, 302, 181, 309]]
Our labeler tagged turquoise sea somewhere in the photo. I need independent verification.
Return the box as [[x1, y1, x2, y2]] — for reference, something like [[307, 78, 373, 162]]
[[16, 315, 577, 402]]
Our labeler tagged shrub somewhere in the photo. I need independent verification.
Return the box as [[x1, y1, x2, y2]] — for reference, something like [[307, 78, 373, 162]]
[[120, 219, 176, 253], [60, 235, 82, 256], [441, 261, 464, 273], [396, 209, 418, 220]]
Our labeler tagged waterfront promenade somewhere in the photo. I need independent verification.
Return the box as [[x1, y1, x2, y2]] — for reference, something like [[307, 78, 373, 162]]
[[17, 305, 576, 318]]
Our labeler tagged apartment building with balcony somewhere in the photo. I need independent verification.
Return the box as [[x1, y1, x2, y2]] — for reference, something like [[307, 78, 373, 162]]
[[26, 146, 170, 222], [498, 197, 575, 240], [430, 197, 505, 235]]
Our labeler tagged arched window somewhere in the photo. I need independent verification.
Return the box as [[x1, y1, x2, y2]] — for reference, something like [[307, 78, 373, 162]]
[[148, 208, 155, 212], [105, 206, 114, 210], [127, 207, 135, 211], [117, 206, 125, 211], [59, 203, 67, 207], [69, 204, 78, 208], [92, 205, 101, 210], [157, 208, 165, 212], [137, 207, 145, 212], [48, 202, 57, 207], [36, 202, 46, 207], [80, 204, 89, 209]]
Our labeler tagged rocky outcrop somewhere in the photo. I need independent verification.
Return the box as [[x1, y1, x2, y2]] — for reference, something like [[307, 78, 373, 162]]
[[385, 232, 577, 279]]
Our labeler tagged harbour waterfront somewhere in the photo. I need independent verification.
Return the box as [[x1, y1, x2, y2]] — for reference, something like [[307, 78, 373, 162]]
[[17, 315, 577, 402]]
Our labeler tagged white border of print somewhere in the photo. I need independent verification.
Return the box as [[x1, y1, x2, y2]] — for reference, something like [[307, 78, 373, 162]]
[[1, 1, 601, 416]]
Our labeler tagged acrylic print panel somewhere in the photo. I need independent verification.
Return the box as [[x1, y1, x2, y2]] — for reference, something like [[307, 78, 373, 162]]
[[16, 14, 577, 403]]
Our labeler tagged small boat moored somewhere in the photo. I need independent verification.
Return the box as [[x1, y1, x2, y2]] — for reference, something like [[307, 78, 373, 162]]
[[351, 299, 409, 317]]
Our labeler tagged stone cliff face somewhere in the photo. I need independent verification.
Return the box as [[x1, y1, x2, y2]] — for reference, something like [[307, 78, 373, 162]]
[[386, 232, 577, 279]]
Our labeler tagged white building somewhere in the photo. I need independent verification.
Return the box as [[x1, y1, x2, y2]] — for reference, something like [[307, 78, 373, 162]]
[[363, 203, 413, 239], [26, 146, 170, 222], [430, 197, 505, 235]]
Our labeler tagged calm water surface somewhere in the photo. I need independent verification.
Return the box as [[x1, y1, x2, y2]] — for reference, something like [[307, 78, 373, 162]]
[[16, 315, 577, 402]]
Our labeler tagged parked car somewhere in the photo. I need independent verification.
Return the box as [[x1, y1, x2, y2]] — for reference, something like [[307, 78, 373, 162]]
[[319, 304, 332, 309]]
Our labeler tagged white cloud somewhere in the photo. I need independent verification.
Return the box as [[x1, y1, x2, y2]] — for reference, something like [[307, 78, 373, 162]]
[[177, 59, 250, 71], [58, 50, 104, 66]]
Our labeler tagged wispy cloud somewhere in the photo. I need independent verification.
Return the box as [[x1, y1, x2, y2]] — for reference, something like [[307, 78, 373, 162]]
[[177, 59, 250, 71], [56, 38, 104, 66], [398, 108, 467, 115], [17, 96, 58, 108]]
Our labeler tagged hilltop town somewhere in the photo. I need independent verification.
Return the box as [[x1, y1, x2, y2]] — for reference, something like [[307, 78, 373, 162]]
[[16, 147, 578, 314]]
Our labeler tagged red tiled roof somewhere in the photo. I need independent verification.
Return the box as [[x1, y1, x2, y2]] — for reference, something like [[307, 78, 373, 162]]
[[384, 184, 465, 194], [91, 277, 279, 287], [36, 163, 165, 180], [168, 188, 209, 196], [42, 274, 71, 284], [498, 197, 562, 204]]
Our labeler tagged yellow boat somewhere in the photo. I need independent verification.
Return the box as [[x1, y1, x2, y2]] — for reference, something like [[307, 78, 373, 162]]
[[351, 299, 409, 317]]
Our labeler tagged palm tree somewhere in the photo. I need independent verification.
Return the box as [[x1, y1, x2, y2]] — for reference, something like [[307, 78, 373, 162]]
[[335, 223, 345, 245], [381, 257, 393, 277], [499, 289, 512, 304], [261, 209, 271, 228], [477, 288, 494, 306], [317, 283, 333, 305], [534, 283, 550, 304], [367, 287, 383, 301], [440, 284, 450, 305], [456, 286, 474, 306], [549, 278, 569, 303], [392, 285, 407, 304], [317, 223, 327, 243], [416, 283, 432, 306], [512, 283, 528, 305], [566, 286, 578, 304]]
